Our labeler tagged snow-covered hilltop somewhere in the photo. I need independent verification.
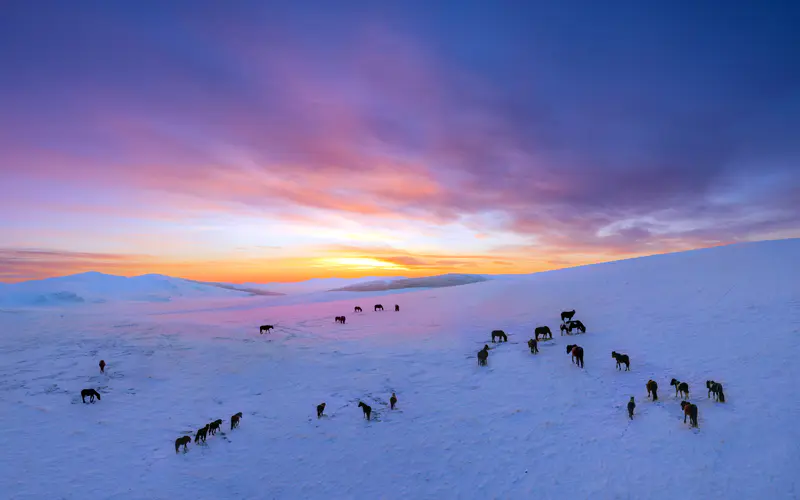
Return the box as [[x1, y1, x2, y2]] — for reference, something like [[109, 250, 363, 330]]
[[0, 239, 797, 499]]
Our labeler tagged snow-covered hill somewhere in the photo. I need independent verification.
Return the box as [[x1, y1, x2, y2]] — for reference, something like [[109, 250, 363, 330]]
[[0, 272, 278, 307], [0, 239, 797, 499]]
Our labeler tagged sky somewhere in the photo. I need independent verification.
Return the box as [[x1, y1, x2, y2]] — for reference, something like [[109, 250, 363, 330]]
[[1, 0, 798, 284]]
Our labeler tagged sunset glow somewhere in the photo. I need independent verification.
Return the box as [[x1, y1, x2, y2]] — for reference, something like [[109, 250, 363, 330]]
[[0, 2, 797, 283]]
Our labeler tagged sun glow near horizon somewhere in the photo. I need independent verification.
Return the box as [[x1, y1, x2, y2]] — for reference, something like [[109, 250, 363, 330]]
[[314, 257, 410, 271]]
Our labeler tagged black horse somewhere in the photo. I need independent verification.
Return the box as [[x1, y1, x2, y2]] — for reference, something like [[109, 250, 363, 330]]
[[394, 304, 400, 312], [491, 330, 508, 342], [477, 345, 490, 366], [560, 323, 568, 336], [611, 351, 630, 371], [259, 324, 274, 334], [534, 326, 552, 340], [354, 306, 362, 313], [374, 304, 384, 312], [567, 320, 586, 334], [706, 380, 726, 402], [335, 316, 346, 324], [80, 388, 101, 403], [561, 310, 576, 322]]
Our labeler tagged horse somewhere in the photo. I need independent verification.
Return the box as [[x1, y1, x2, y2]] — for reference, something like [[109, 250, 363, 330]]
[[681, 401, 698, 428], [477, 345, 489, 366], [208, 419, 223, 435], [534, 326, 552, 340], [567, 320, 586, 334], [390, 393, 397, 409], [395, 304, 400, 312], [627, 397, 636, 420], [374, 304, 384, 311], [706, 380, 725, 402], [670, 379, 689, 399], [175, 435, 191, 453], [611, 351, 630, 371], [646, 380, 658, 401], [335, 316, 346, 324], [194, 424, 209, 443], [358, 401, 372, 420], [99, 360, 106, 373], [354, 306, 362, 313], [317, 403, 326, 418], [560, 323, 568, 336], [527, 338, 539, 354], [491, 330, 508, 342], [259, 325, 274, 334], [561, 310, 576, 322], [80, 388, 101, 403], [230, 412, 243, 430], [566, 344, 584, 368]]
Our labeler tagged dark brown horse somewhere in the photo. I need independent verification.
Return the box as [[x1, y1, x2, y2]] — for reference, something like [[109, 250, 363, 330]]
[[681, 401, 698, 427], [566, 344, 584, 368], [561, 310, 576, 322], [534, 326, 552, 340], [259, 325, 274, 334], [477, 345, 490, 366], [374, 304, 384, 311], [611, 351, 630, 371], [491, 330, 508, 342], [354, 306, 362, 313], [335, 316, 346, 324], [646, 380, 658, 401]]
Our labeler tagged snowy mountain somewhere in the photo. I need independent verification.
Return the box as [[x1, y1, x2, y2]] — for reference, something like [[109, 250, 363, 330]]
[[0, 272, 281, 307], [0, 238, 797, 499]]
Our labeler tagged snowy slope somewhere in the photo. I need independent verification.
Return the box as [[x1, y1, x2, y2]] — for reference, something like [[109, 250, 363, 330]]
[[0, 239, 798, 499], [0, 272, 270, 307]]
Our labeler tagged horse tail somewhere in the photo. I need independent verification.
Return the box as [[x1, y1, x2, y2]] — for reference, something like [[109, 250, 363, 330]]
[[718, 389, 725, 403]]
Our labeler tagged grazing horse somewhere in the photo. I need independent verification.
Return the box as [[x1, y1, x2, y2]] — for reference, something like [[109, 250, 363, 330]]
[[358, 401, 372, 420], [395, 304, 400, 312], [99, 359, 106, 373], [477, 345, 490, 366], [354, 306, 362, 313], [560, 323, 568, 336], [566, 344, 584, 368], [374, 304, 384, 312], [491, 330, 508, 342], [567, 320, 586, 334], [259, 324, 274, 334], [561, 310, 576, 322], [335, 316, 346, 324], [670, 379, 689, 399], [230, 412, 242, 430], [534, 326, 552, 340], [646, 380, 659, 401], [175, 435, 191, 453], [611, 351, 630, 371], [527, 338, 539, 354], [706, 380, 725, 402], [81, 388, 101, 403], [681, 401, 699, 428]]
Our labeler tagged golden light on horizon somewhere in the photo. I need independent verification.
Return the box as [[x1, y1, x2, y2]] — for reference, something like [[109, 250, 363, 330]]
[[314, 257, 409, 270]]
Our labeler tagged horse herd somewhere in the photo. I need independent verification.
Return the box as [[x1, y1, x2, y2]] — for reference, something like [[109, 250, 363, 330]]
[[77, 303, 723, 457], [477, 309, 726, 428], [259, 303, 401, 332]]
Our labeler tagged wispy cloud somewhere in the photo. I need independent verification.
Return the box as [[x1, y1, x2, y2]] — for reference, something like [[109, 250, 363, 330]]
[[0, 2, 798, 282]]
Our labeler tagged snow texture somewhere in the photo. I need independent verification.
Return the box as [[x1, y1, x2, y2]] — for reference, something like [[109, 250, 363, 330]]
[[0, 239, 798, 499]]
